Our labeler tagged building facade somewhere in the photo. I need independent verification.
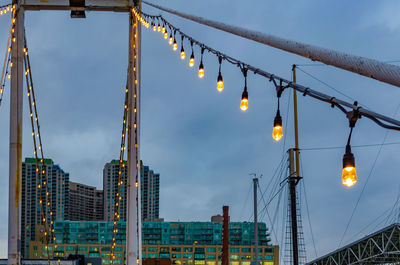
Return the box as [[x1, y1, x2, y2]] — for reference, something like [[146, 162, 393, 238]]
[[103, 160, 160, 221], [68, 182, 103, 221], [141, 163, 160, 221], [28, 220, 278, 265], [22, 158, 70, 258]]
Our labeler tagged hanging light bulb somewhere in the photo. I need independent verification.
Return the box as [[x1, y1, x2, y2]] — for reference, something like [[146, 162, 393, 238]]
[[240, 90, 248, 111], [152, 22, 156, 31], [198, 47, 205, 78], [181, 47, 185, 59], [217, 72, 223, 92], [198, 61, 204, 78], [341, 111, 359, 187], [164, 31, 168, 39], [189, 52, 195, 67], [189, 41, 195, 67], [180, 36, 185, 59], [157, 24, 161, 32], [173, 38, 178, 51], [240, 68, 248, 111], [272, 110, 283, 141], [217, 56, 224, 92], [162, 25, 166, 34], [169, 33, 173, 45], [342, 145, 357, 187]]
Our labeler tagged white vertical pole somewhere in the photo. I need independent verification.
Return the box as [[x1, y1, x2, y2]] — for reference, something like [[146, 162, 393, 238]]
[[8, 5, 24, 265], [127, 0, 141, 264]]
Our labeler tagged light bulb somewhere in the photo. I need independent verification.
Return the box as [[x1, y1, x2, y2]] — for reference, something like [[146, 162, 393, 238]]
[[162, 26, 166, 34], [272, 110, 283, 142], [173, 40, 178, 51], [240, 89, 248, 111], [152, 24, 156, 31], [198, 62, 204, 78], [181, 48, 186, 59], [164, 32, 168, 39], [157, 24, 161, 32], [169, 34, 173, 45], [189, 52, 195, 67], [342, 146, 357, 187], [217, 72, 224, 92]]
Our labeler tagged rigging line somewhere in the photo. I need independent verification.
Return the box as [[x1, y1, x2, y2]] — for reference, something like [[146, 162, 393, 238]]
[[248, 154, 287, 222], [256, 157, 287, 222], [295, 66, 362, 105], [260, 154, 287, 206], [257, 181, 279, 244], [23, 32, 54, 263], [338, 101, 400, 248], [257, 178, 288, 221], [386, 185, 400, 226], [301, 141, 400, 151], [135, 8, 400, 131], [345, 207, 392, 245], [239, 183, 252, 220], [0, 16, 12, 106], [299, 156, 318, 258]]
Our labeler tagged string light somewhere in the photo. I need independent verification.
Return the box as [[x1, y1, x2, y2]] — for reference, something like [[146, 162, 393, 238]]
[[198, 47, 205, 78], [162, 24, 166, 34], [168, 32, 173, 45], [272, 80, 284, 142], [189, 41, 195, 67], [173, 36, 178, 51], [180, 36, 185, 60], [342, 109, 359, 187], [157, 23, 161, 32], [217, 56, 224, 92], [22, 35, 54, 261], [240, 68, 248, 111]]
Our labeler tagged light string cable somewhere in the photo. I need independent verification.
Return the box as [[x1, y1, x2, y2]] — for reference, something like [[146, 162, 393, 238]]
[[23, 32, 52, 263], [110, 85, 129, 264], [0, 3, 16, 107], [132, 7, 400, 132]]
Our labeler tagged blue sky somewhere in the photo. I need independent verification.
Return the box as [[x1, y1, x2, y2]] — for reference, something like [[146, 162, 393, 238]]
[[0, 0, 400, 263]]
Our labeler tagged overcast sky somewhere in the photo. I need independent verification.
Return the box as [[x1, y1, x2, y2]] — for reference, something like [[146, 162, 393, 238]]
[[0, 0, 400, 263]]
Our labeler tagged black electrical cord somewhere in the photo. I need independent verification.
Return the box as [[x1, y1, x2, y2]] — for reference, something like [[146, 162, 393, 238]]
[[134, 8, 400, 132]]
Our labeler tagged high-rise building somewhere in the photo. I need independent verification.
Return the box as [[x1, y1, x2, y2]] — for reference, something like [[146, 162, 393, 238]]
[[68, 181, 103, 221], [28, 220, 278, 265], [21, 158, 70, 258], [103, 160, 128, 221], [103, 160, 160, 221], [141, 163, 160, 221]]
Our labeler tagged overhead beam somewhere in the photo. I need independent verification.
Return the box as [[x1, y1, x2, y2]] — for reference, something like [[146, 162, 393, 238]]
[[21, 5, 131, 12], [143, 1, 400, 88]]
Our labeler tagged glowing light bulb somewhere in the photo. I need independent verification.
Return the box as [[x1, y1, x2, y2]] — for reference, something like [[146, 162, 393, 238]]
[[164, 32, 168, 39], [189, 52, 195, 67], [272, 110, 283, 141], [173, 40, 178, 51], [198, 62, 204, 78], [152, 25, 156, 31], [342, 146, 357, 187], [217, 72, 224, 92], [157, 24, 161, 32], [169, 34, 173, 45], [240, 90, 248, 111], [162, 26, 166, 34], [181, 48, 185, 59]]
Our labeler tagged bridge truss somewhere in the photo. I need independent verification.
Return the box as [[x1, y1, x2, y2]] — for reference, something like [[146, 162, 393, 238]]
[[307, 223, 400, 265]]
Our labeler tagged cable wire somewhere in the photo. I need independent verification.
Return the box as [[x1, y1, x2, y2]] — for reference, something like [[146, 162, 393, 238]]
[[133, 7, 400, 131]]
